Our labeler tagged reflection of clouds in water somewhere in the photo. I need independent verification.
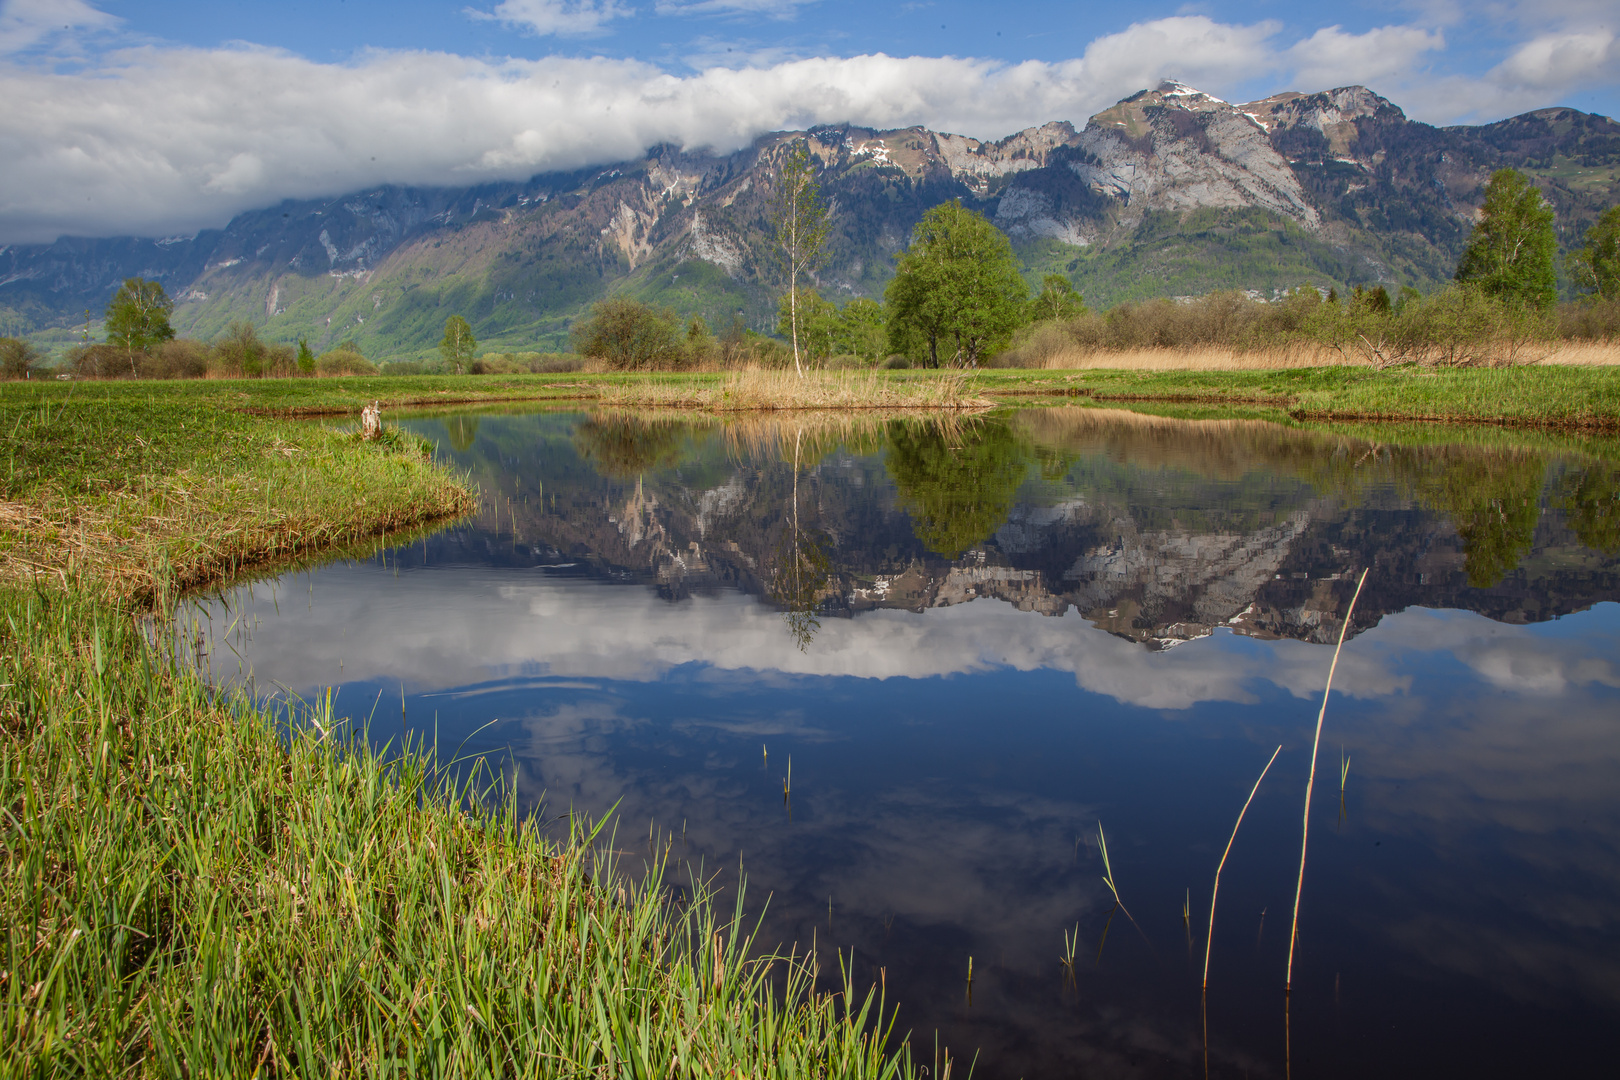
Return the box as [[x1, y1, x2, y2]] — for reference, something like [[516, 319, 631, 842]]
[[203, 563, 1428, 710], [1296, 609, 1620, 1009], [200, 565, 1620, 1031]]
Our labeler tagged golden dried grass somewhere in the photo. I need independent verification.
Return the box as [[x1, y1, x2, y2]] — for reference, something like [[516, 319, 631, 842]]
[[1031, 341, 1620, 370], [601, 367, 996, 411]]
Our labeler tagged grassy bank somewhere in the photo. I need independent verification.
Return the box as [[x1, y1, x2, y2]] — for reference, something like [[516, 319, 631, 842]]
[[2, 386, 476, 599], [0, 384, 917, 1077], [0, 590, 905, 1076], [12, 360, 1620, 431]]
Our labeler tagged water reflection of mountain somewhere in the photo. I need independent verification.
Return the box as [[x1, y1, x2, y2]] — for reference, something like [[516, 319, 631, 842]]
[[406, 408, 1620, 650]]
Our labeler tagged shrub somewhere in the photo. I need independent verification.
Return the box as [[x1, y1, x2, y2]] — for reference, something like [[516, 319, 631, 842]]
[[571, 297, 684, 370], [209, 322, 296, 378], [526, 352, 584, 373], [148, 338, 210, 379], [316, 348, 378, 377], [0, 337, 45, 379], [469, 355, 527, 374]]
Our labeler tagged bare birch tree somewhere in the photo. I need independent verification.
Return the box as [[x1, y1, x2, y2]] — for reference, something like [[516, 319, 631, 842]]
[[772, 140, 831, 378]]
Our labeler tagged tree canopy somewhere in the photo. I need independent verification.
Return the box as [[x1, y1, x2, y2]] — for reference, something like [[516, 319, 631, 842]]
[[105, 277, 176, 355], [1027, 274, 1087, 323], [440, 315, 476, 373], [571, 297, 682, 370], [570, 296, 683, 372], [1454, 169, 1558, 309], [885, 201, 1028, 368], [1571, 204, 1620, 301]]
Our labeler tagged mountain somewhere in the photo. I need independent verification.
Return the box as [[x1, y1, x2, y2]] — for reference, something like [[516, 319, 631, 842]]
[[4, 82, 1618, 360]]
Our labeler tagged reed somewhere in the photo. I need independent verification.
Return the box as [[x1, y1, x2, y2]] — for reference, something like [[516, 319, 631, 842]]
[[1201, 744, 1282, 989], [1285, 567, 1370, 992]]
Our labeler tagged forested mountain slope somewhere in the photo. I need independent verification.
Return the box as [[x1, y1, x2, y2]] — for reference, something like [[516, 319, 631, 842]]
[[3, 82, 1617, 359]]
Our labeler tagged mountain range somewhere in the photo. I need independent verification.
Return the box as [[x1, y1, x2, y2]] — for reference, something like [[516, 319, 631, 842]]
[[3, 82, 1618, 361]]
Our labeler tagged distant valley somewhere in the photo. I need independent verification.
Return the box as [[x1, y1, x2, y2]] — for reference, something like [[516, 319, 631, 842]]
[[3, 81, 1618, 361]]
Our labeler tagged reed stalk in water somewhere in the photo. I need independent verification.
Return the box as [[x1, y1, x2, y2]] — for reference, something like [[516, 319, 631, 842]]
[[1285, 567, 1369, 992], [1202, 744, 1281, 989]]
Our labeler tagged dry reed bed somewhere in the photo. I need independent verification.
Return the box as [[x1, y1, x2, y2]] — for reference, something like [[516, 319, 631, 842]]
[[600, 368, 995, 411], [1027, 341, 1620, 370]]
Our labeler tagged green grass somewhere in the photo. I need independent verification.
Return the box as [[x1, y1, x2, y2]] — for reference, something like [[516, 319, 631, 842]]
[[0, 379, 920, 1077], [0, 587, 911, 1077], [1, 384, 477, 601]]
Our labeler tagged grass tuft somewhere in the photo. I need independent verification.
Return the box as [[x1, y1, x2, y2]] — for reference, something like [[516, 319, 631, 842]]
[[0, 585, 916, 1077]]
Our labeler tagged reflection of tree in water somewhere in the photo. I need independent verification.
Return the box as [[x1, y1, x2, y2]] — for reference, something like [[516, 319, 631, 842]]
[[1406, 452, 1547, 588], [1556, 462, 1620, 554], [770, 429, 832, 651], [572, 415, 689, 478], [885, 420, 1031, 557], [443, 415, 480, 453]]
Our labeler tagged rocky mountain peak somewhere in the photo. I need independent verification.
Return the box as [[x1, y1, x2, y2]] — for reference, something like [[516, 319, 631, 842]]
[[1044, 78, 1320, 237]]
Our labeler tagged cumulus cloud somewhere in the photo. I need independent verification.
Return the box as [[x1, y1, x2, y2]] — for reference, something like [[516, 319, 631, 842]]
[[466, 0, 632, 37], [1392, 27, 1620, 123], [1284, 23, 1446, 91]]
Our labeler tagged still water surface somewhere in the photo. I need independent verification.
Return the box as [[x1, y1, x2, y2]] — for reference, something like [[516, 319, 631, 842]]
[[194, 408, 1620, 1078]]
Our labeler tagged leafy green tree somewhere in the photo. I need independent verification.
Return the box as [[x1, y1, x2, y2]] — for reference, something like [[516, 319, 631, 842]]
[[296, 338, 316, 376], [885, 202, 1029, 368], [440, 315, 476, 374], [772, 140, 831, 377], [105, 277, 175, 374], [571, 297, 682, 371], [1, 337, 44, 380], [1027, 274, 1086, 323], [1454, 169, 1558, 309], [836, 298, 887, 365], [777, 289, 839, 366], [1571, 205, 1620, 300]]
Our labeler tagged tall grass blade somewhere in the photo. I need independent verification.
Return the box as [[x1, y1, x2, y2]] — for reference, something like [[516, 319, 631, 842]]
[[1285, 567, 1369, 991], [1201, 744, 1282, 989]]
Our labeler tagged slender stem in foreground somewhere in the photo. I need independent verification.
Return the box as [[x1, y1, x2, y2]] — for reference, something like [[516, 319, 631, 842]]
[[1202, 743, 1282, 990], [1285, 566, 1369, 991]]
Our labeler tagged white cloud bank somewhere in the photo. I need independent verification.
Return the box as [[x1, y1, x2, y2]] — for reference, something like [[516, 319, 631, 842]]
[[0, 8, 1615, 242]]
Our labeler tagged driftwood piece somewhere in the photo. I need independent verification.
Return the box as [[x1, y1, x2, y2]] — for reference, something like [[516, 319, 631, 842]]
[[360, 401, 381, 441]]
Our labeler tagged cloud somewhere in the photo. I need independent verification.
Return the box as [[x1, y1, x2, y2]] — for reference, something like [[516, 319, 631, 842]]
[[654, 0, 813, 15], [2, 10, 1617, 242], [0, 15, 1296, 243], [466, 0, 632, 37], [1284, 23, 1447, 91], [1385, 26, 1620, 123], [0, 0, 116, 55]]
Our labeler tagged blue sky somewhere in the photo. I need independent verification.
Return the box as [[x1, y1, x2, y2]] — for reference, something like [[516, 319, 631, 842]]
[[1, 0, 1616, 242]]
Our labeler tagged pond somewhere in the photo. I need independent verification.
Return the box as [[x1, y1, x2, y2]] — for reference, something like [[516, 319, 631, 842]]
[[190, 406, 1620, 1078]]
